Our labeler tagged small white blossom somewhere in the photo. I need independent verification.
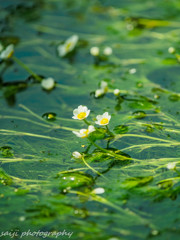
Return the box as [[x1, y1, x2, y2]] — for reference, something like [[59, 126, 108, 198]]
[[90, 46, 100, 56], [0, 44, 14, 60], [19, 216, 26, 222], [95, 89, 104, 98], [129, 68, 136, 74], [95, 112, 111, 126], [108, 238, 119, 240], [100, 81, 108, 92], [167, 162, 176, 170], [126, 23, 134, 31], [92, 187, 105, 194], [73, 125, 95, 138], [72, 151, 82, 159], [113, 89, 120, 96], [168, 47, 175, 54], [57, 35, 79, 57], [41, 77, 55, 90], [95, 81, 108, 98], [72, 105, 90, 120], [151, 230, 159, 236], [103, 47, 112, 56]]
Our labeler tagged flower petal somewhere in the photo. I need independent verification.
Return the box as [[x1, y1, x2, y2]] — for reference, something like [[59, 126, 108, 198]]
[[96, 115, 102, 120], [72, 116, 78, 119], [73, 108, 79, 116], [72, 131, 80, 137], [88, 125, 95, 133], [57, 45, 66, 57], [86, 109, 90, 117]]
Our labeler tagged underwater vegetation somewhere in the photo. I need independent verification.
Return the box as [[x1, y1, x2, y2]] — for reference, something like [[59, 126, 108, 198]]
[[0, 0, 180, 239]]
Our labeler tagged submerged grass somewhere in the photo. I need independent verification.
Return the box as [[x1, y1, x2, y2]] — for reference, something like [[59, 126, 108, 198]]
[[0, 0, 180, 239]]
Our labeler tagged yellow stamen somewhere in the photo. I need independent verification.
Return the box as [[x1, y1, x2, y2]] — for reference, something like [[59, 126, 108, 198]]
[[47, 114, 54, 119], [77, 112, 86, 120], [104, 86, 108, 93], [7, 50, 14, 58], [65, 42, 72, 52], [82, 130, 89, 138], [100, 118, 109, 125]]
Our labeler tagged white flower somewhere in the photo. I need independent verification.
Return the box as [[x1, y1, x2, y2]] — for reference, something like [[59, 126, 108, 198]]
[[72, 151, 82, 159], [73, 125, 95, 138], [95, 80, 108, 98], [41, 77, 55, 90], [19, 216, 26, 222], [168, 47, 175, 54], [167, 162, 176, 170], [100, 81, 108, 92], [57, 35, 79, 57], [95, 112, 111, 126], [126, 23, 134, 31], [92, 187, 105, 194], [113, 89, 120, 96], [0, 44, 14, 60], [103, 47, 112, 56], [108, 238, 119, 240], [90, 46, 99, 56], [72, 105, 90, 120], [95, 89, 104, 98], [129, 68, 136, 74]]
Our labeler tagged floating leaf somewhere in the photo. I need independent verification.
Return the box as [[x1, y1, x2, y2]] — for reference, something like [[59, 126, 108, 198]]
[[158, 179, 174, 189], [129, 101, 154, 109], [89, 128, 106, 141], [132, 110, 146, 119], [0, 168, 13, 185], [15, 188, 29, 195], [0, 146, 14, 158], [168, 94, 180, 102], [122, 176, 153, 189], [42, 112, 57, 121], [113, 125, 129, 134], [136, 81, 144, 88], [58, 172, 94, 191]]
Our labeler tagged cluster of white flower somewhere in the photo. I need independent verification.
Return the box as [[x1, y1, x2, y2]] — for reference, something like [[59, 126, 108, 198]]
[[56, 34, 113, 59], [90, 46, 113, 57], [0, 43, 14, 60], [95, 80, 121, 98], [72, 105, 111, 139]]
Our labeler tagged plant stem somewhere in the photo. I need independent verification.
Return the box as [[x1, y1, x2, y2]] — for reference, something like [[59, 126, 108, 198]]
[[83, 119, 91, 125], [69, 190, 136, 213], [88, 138, 130, 161], [0, 129, 65, 141], [105, 125, 114, 137], [84, 143, 92, 154], [12, 56, 42, 81], [114, 133, 178, 144], [82, 156, 107, 179]]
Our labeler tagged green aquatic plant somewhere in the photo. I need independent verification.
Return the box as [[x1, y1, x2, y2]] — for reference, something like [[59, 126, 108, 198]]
[[0, 1, 180, 239]]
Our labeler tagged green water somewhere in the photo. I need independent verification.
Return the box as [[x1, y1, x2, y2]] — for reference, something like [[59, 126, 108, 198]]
[[0, 0, 180, 239]]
